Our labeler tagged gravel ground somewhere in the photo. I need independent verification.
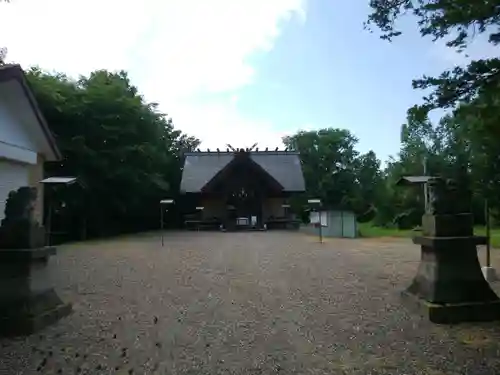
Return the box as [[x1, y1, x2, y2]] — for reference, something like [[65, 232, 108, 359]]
[[2, 231, 500, 374]]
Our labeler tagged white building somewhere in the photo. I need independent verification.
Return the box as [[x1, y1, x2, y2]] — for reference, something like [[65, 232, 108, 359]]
[[0, 64, 61, 223]]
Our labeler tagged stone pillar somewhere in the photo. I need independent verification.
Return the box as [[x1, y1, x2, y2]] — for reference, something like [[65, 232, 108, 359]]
[[0, 247, 72, 336], [0, 187, 72, 337], [28, 154, 45, 225], [402, 179, 500, 323]]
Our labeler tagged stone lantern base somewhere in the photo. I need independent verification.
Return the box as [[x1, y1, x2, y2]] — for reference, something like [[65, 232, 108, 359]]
[[0, 247, 72, 337], [402, 213, 500, 324]]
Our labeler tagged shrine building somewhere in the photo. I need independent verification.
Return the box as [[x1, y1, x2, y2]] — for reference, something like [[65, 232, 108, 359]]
[[179, 146, 305, 230]]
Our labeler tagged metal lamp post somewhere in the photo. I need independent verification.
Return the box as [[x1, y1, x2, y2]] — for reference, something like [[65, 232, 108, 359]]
[[282, 204, 291, 230], [160, 199, 174, 247], [196, 206, 204, 231], [483, 198, 498, 281], [486, 198, 491, 267], [308, 198, 322, 243], [40, 177, 77, 246]]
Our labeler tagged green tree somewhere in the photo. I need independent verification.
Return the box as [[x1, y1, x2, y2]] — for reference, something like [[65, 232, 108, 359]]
[[353, 150, 384, 222], [366, 0, 500, 113], [27, 68, 199, 240], [435, 92, 500, 222], [381, 87, 500, 227], [283, 128, 385, 220], [283, 128, 360, 209]]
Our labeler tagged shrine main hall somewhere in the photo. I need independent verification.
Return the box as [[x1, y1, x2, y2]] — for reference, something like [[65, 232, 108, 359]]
[[179, 147, 305, 230]]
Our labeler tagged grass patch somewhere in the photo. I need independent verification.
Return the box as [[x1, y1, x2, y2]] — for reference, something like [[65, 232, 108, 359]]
[[357, 222, 415, 239], [472, 226, 500, 248], [358, 222, 500, 248]]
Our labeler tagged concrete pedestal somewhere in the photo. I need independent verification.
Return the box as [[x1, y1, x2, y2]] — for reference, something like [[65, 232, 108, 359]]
[[402, 213, 500, 324], [0, 247, 72, 337], [401, 289, 500, 324]]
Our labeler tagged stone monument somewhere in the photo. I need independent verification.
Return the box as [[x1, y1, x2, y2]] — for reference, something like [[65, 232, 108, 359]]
[[402, 177, 500, 323], [0, 187, 72, 337]]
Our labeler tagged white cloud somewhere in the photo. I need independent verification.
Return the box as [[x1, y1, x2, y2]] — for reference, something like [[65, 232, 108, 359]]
[[0, 0, 306, 149], [170, 101, 289, 150], [0, 0, 150, 75], [230, 95, 239, 105]]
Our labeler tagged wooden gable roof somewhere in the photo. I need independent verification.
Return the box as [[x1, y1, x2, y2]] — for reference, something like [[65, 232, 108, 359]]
[[180, 150, 306, 193]]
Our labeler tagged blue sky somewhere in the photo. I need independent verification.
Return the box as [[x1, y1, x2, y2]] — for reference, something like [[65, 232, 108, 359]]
[[190, 1, 494, 162], [0, 0, 493, 164], [231, 1, 459, 162]]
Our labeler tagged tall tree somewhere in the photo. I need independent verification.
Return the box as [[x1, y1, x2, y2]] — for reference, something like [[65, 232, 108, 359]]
[[366, 0, 500, 114], [365, 1, 500, 226], [283, 128, 360, 209], [283, 127, 386, 219], [353, 150, 384, 221], [27, 68, 199, 239]]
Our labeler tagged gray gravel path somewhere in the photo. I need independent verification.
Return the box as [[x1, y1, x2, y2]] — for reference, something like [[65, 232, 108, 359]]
[[2, 231, 500, 374]]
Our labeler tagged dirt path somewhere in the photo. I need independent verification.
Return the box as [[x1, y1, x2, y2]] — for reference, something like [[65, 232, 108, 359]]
[[2, 231, 500, 374]]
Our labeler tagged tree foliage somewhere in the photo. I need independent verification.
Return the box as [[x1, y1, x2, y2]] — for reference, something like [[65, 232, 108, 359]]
[[28, 68, 199, 240], [8, 0, 500, 243], [281, 83, 500, 228], [26, 53, 500, 239], [283, 128, 384, 220], [367, 0, 500, 112], [337, 0, 500, 229]]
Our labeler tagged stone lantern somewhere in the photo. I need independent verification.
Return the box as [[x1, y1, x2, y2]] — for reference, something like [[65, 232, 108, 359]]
[[397, 176, 500, 323], [0, 186, 72, 336]]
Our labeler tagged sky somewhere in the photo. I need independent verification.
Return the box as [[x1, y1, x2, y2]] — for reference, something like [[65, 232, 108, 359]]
[[0, 0, 496, 162]]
